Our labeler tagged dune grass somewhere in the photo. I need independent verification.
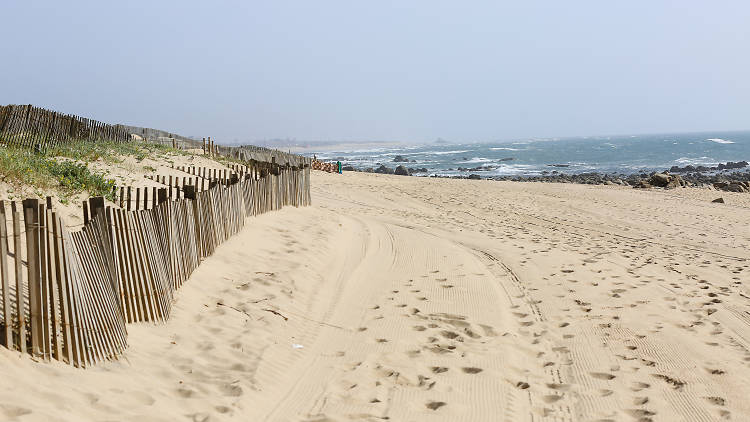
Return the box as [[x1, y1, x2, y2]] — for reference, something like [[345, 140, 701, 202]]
[[0, 139, 184, 203], [0, 146, 115, 203]]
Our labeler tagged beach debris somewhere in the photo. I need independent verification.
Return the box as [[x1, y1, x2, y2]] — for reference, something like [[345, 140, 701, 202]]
[[712, 197, 725, 203], [216, 302, 252, 319], [262, 308, 288, 321], [292, 344, 304, 349]]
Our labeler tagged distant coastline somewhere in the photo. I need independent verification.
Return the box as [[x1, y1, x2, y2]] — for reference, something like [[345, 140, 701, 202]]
[[270, 141, 404, 154], [302, 131, 750, 178]]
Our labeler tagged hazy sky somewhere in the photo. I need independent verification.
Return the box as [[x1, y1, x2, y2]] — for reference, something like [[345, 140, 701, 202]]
[[2, 1, 749, 143]]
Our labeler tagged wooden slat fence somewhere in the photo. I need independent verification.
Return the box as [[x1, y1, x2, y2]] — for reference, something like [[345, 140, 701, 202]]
[[0, 165, 311, 367], [0, 104, 131, 150]]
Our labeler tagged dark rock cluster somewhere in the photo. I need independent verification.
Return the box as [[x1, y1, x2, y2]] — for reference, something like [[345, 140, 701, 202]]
[[669, 161, 748, 173], [345, 161, 750, 192], [365, 164, 428, 176], [392, 155, 412, 163]]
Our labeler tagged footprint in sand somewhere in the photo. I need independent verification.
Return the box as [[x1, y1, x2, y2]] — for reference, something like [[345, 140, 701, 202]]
[[176, 388, 195, 398], [630, 382, 650, 392], [542, 395, 563, 403], [440, 331, 462, 340], [652, 374, 685, 390], [590, 372, 616, 380], [219, 384, 243, 397], [462, 367, 483, 374], [426, 401, 446, 410], [625, 409, 656, 419], [214, 406, 231, 414], [704, 396, 726, 406], [633, 397, 649, 405]]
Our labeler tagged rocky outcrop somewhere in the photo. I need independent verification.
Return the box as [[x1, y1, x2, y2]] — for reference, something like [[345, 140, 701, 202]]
[[348, 161, 750, 192], [394, 165, 410, 176], [374, 165, 394, 174], [457, 166, 495, 172], [669, 161, 748, 173], [713, 181, 750, 193], [393, 155, 410, 163], [648, 172, 686, 189]]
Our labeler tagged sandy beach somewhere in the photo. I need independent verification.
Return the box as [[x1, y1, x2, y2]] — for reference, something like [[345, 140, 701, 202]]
[[1, 171, 749, 421]]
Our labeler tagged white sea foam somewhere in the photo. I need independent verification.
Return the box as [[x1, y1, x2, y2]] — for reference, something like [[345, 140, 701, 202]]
[[427, 150, 471, 155], [459, 157, 493, 164], [707, 138, 734, 144], [489, 147, 520, 151], [489, 164, 540, 175], [674, 156, 717, 166]]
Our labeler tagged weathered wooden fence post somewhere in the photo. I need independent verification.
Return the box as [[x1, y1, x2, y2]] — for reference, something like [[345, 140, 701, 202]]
[[22, 199, 42, 357], [0, 201, 11, 348]]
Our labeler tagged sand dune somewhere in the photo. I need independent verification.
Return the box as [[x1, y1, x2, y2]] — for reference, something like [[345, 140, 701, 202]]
[[1, 171, 749, 421]]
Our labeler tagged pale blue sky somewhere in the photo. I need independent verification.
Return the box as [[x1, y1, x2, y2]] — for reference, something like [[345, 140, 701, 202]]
[[2, 1, 749, 143]]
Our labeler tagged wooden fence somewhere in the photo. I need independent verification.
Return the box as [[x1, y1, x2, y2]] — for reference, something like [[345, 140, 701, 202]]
[[0, 165, 311, 367], [0, 105, 131, 150]]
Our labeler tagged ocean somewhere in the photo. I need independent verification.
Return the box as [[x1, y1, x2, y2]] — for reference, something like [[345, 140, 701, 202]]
[[305, 131, 750, 177]]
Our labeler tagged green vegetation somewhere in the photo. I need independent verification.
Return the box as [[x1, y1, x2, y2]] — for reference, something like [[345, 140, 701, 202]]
[[0, 145, 116, 201], [0, 139, 186, 202], [212, 153, 248, 168], [48, 139, 184, 163]]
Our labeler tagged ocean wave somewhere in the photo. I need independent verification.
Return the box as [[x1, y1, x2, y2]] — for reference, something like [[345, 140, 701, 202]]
[[674, 156, 717, 166], [427, 150, 471, 155], [459, 157, 493, 164], [489, 147, 521, 151], [489, 164, 540, 175], [707, 138, 735, 144]]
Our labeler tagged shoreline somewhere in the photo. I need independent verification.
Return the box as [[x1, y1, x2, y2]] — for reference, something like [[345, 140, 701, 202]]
[[338, 161, 750, 192]]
